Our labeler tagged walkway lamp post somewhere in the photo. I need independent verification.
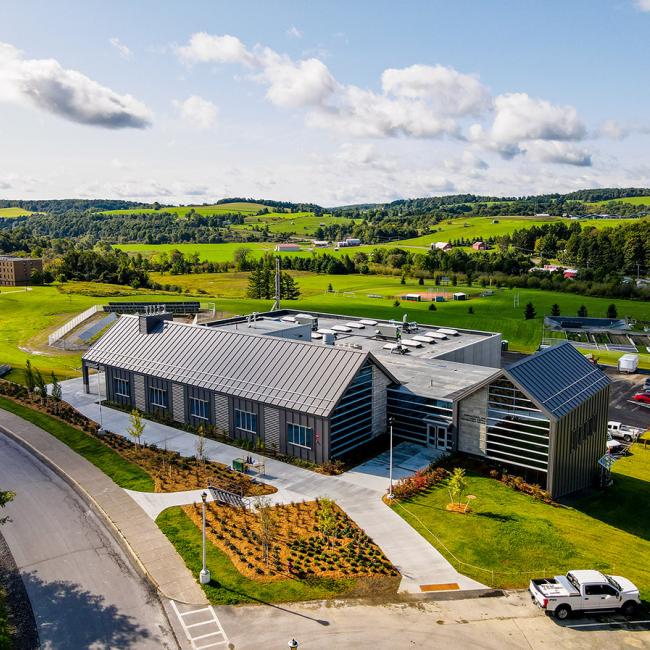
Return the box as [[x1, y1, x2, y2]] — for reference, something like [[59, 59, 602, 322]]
[[288, 640, 299, 649], [388, 416, 394, 499], [199, 491, 211, 584]]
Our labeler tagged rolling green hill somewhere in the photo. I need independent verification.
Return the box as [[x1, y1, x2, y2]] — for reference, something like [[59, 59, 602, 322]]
[[0, 207, 32, 217], [100, 202, 273, 217]]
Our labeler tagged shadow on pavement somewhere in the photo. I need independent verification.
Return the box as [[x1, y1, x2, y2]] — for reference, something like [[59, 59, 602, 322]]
[[20, 570, 153, 649]]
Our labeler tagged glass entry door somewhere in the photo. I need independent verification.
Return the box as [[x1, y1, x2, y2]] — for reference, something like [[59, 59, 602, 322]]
[[427, 423, 450, 450]]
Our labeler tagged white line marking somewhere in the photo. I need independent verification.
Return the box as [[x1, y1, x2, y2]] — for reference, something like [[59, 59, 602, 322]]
[[186, 620, 214, 629], [170, 600, 230, 650], [178, 606, 212, 617], [193, 631, 222, 641]]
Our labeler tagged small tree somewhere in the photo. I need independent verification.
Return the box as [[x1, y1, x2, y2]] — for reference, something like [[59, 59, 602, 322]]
[[524, 302, 536, 320], [393, 299, 401, 308], [327, 282, 333, 292], [317, 497, 337, 547], [25, 360, 35, 394], [447, 468, 468, 508], [254, 496, 277, 565], [400, 276, 406, 285], [195, 425, 206, 471], [34, 369, 47, 405], [127, 409, 145, 448], [551, 303, 561, 317], [428, 303, 436, 311], [578, 305, 588, 317], [0, 490, 15, 526], [51, 372, 62, 413], [468, 306, 474, 314], [607, 303, 617, 319], [418, 277, 424, 286]]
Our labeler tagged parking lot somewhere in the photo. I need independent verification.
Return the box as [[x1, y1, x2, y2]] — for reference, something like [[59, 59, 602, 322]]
[[607, 369, 650, 430]]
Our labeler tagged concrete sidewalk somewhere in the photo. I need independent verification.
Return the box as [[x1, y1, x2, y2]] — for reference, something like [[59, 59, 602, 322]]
[[63, 376, 487, 593], [0, 407, 208, 606]]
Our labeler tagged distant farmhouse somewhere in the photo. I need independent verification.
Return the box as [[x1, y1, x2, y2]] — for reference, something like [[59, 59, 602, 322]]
[[432, 242, 452, 251], [84, 308, 611, 498], [472, 241, 487, 251]]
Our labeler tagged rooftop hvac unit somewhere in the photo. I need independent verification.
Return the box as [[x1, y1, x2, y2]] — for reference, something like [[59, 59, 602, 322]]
[[377, 324, 400, 339]]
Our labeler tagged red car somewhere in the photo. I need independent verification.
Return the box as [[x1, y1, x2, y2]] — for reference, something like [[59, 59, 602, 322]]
[[633, 392, 650, 404]]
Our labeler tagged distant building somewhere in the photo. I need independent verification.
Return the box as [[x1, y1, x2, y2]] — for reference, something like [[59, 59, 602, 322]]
[[529, 264, 578, 279], [453, 292, 467, 301], [433, 242, 452, 251], [312, 240, 329, 247], [0, 256, 43, 286], [275, 243, 301, 252], [336, 241, 348, 248], [345, 238, 361, 246], [472, 241, 486, 251]]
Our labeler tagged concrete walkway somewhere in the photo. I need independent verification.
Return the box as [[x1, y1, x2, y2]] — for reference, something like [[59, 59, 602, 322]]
[[0, 407, 208, 606], [62, 376, 486, 593]]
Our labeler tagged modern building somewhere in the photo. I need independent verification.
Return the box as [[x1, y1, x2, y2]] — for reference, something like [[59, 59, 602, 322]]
[[0, 256, 43, 286], [275, 243, 301, 252], [83, 308, 610, 497]]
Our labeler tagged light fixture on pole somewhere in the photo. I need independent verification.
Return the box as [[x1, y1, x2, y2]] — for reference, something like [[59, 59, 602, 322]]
[[199, 491, 211, 584], [388, 416, 394, 499]]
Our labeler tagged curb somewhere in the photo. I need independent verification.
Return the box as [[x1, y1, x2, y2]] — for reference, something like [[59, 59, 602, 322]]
[[0, 420, 206, 611]]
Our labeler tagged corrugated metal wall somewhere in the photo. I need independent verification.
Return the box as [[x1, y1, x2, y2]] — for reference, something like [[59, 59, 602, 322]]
[[264, 407, 280, 454], [171, 383, 185, 423], [214, 393, 229, 433], [133, 374, 145, 411]]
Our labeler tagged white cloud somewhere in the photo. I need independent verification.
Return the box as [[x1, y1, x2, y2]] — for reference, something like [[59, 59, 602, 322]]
[[287, 25, 303, 38], [0, 41, 152, 128], [173, 95, 218, 129], [109, 37, 131, 58], [175, 33, 254, 65], [381, 64, 490, 115], [523, 141, 592, 167], [635, 0, 650, 11]]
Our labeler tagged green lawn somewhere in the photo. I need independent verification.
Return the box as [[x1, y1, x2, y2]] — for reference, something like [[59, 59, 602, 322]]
[[0, 396, 154, 491], [157, 507, 358, 605], [392, 445, 650, 599], [590, 196, 650, 208], [0, 207, 31, 218], [100, 202, 273, 217]]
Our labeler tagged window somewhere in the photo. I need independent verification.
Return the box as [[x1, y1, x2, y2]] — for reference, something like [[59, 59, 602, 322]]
[[190, 397, 209, 420], [287, 423, 313, 449], [114, 377, 129, 398], [585, 585, 604, 596], [149, 386, 167, 408], [235, 409, 257, 433]]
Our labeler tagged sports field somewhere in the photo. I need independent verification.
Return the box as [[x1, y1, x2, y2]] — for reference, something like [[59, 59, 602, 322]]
[[0, 207, 32, 217]]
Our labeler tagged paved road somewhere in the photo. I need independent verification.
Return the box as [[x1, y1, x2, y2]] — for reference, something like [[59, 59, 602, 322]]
[[216, 592, 650, 649], [0, 432, 177, 649], [607, 369, 650, 429]]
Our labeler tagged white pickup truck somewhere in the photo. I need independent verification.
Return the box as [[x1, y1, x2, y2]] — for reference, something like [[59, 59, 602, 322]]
[[529, 570, 640, 620], [608, 421, 643, 443]]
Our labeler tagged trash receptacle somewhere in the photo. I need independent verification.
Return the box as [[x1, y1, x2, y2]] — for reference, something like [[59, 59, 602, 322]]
[[232, 458, 245, 472]]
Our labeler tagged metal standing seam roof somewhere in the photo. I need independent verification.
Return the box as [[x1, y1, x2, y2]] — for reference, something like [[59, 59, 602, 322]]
[[83, 315, 389, 417], [505, 341, 611, 419]]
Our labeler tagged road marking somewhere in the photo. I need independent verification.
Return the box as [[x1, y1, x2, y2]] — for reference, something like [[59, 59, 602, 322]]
[[566, 619, 650, 629], [170, 600, 230, 649]]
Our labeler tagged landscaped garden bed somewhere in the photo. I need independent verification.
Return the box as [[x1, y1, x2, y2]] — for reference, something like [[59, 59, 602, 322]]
[[183, 498, 397, 584]]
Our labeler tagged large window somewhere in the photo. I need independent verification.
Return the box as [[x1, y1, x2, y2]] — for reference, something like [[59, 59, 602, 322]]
[[287, 423, 313, 449], [149, 386, 168, 408], [114, 377, 129, 398], [190, 397, 209, 420], [235, 409, 257, 433]]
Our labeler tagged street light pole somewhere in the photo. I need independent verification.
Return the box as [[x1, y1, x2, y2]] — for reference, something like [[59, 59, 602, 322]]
[[388, 416, 394, 499], [199, 492, 211, 584]]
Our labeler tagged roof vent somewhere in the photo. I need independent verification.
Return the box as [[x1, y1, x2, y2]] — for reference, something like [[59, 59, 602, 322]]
[[139, 304, 172, 334]]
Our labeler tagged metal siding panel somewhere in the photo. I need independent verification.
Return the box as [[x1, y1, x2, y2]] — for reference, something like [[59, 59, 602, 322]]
[[214, 393, 229, 432], [133, 374, 145, 411], [172, 383, 185, 423]]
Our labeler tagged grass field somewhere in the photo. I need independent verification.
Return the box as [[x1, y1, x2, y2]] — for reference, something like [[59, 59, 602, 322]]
[[590, 196, 650, 208], [0, 207, 31, 217], [233, 212, 357, 235], [157, 506, 363, 605], [100, 202, 272, 217], [392, 445, 650, 599], [0, 396, 154, 490]]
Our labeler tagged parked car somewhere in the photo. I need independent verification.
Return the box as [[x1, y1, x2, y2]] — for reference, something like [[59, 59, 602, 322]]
[[633, 392, 650, 404], [529, 570, 640, 620], [608, 421, 643, 442]]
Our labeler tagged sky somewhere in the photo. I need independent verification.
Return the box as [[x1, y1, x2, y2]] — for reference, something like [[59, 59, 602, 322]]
[[1, 0, 650, 206]]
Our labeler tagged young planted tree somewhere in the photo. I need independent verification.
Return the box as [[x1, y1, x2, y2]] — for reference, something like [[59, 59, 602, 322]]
[[524, 302, 537, 320], [607, 303, 618, 319], [127, 409, 145, 448], [50, 372, 62, 413], [551, 303, 561, 317], [195, 425, 207, 474], [317, 497, 337, 547], [578, 305, 588, 317], [447, 468, 468, 508], [34, 369, 47, 405], [280, 272, 301, 300], [24, 360, 35, 394], [254, 496, 277, 565]]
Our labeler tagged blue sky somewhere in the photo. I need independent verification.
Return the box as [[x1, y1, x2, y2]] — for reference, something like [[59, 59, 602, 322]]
[[1, 0, 650, 204]]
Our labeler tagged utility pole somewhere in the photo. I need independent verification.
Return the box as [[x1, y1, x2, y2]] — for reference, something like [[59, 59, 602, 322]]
[[272, 256, 281, 311], [199, 491, 210, 584]]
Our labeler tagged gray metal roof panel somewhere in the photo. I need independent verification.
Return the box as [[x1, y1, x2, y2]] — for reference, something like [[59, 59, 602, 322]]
[[83, 315, 374, 417], [505, 342, 610, 419]]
